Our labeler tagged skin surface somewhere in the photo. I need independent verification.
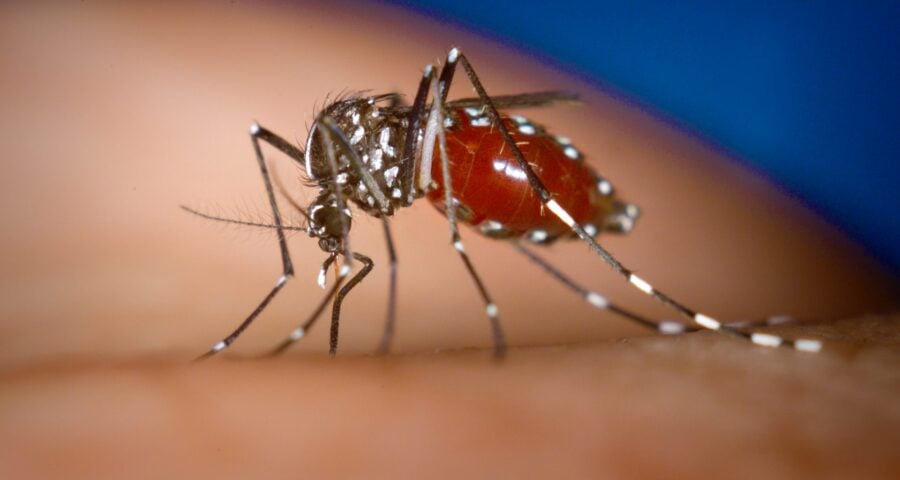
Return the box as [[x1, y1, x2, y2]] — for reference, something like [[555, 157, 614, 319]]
[[1, 2, 898, 479]]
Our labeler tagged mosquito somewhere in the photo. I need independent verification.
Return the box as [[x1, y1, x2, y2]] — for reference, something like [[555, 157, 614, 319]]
[[185, 48, 823, 360]]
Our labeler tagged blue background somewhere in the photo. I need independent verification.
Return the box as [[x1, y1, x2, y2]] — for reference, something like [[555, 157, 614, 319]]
[[392, 1, 900, 273]]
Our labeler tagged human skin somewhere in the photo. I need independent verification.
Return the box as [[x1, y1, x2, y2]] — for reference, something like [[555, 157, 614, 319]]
[[1, 2, 898, 479]]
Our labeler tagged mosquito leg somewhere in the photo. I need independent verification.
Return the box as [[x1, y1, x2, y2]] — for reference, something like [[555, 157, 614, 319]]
[[513, 242, 689, 334], [513, 242, 783, 336], [399, 64, 436, 203], [314, 118, 356, 268], [264, 253, 347, 356], [441, 48, 822, 353], [329, 253, 375, 356], [195, 124, 299, 360], [377, 218, 398, 354], [426, 71, 506, 358], [313, 115, 401, 355]]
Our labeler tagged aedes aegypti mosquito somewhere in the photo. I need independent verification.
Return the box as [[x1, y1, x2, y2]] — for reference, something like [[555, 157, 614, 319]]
[[185, 48, 823, 360]]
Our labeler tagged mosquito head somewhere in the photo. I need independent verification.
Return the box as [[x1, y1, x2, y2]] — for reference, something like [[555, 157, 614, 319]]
[[307, 192, 352, 253]]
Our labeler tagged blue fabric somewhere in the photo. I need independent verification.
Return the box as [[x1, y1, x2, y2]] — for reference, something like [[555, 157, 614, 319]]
[[393, 1, 900, 273]]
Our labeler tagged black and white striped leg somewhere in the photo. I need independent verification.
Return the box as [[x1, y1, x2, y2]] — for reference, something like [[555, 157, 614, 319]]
[[377, 218, 399, 354], [195, 124, 298, 360], [329, 252, 375, 356], [264, 253, 347, 356], [515, 243, 799, 337], [514, 242, 682, 334], [428, 71, 506, 358], [443, 48, 822, 353]]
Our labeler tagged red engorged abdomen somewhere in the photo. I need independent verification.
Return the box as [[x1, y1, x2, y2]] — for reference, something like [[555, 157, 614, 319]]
[[427, 108, 607, 238]]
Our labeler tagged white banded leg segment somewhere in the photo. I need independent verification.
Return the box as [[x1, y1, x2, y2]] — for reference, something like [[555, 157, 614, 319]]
[[317, 266, 328, 289], [211, 341, 227, 353], [659, 321, 686, 335], [585, 292, 609, 309], [794, 339, 823, 353], [486, 303, 499, 318], [339, 263, 352, 278], [694, 313, 722, 331], [628, 274, 654, 295], [750, 332, 783, 348], [546, 199, 576, 227], [289, 327, 306, 341]]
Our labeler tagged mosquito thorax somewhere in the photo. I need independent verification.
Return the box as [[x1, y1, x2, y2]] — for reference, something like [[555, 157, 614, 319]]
[[304, 94, 415, 218]]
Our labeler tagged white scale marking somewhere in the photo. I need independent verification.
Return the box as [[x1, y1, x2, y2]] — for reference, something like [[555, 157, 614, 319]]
[[628, 274, 654, 294], [795, 339, 822, 352], [391, 188, 402, 199], [481, 220, 504, 232], [625, 204, 640, 218], [290, 328, 305, 341], [317, 265, 328, 289], [448, 47, 459, 63], [335, 172, 348, 184], [585, 292, 609, 309], [546, 199, 575, 227], [563, 145, 579, 159], [370, 148, 384, 170], [212, 341, 227, 352], [751, 333, 783, 348], [528, 229, 548, 242], [383, 166, 399, 187], [597, 179, 612, 195], [518, 124, 536, 135], [350, 126, 364, 145], [276, 275, 288, 287], [379, 128, 395, 157], [249, 123, 261, 135], [486, 303, 499, 318], [617, 216, 634, 232], [453, 240, 465, 253], [659, 321, 686, 335], [583, 223, 598, 237], [470, 116, 491, 127], [694, 313, 722, 330], [339, 264, 351, 277]]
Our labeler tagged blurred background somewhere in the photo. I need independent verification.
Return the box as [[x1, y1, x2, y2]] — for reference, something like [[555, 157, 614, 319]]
[[394, 0, 900, 273]]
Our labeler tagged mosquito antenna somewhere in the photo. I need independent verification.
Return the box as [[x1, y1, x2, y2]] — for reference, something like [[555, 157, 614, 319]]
[[180, 205, 307, 232]]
